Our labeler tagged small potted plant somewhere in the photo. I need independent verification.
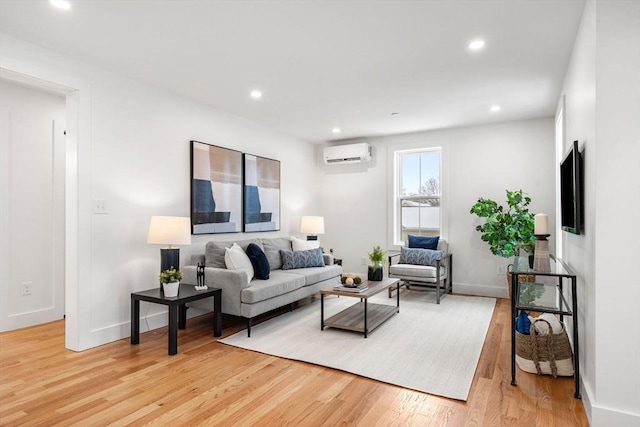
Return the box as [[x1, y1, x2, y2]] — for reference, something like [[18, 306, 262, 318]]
[[159, 267, 183, 297], [367, 245, 386, 281]]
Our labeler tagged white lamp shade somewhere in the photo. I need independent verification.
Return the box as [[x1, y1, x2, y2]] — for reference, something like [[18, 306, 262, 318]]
[[147, 216, 192, 246], [300, 216, 325, 235]]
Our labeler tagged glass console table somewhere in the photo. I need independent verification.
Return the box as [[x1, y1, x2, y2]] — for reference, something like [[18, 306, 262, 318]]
[[509, 254, 581, 399]]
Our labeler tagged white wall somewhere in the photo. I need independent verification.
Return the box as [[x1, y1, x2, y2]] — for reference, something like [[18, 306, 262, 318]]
[[319, 117, 555, 298], [0, 80, 66, 331], [560, 1, 640, 425], [0, 34, 321, 350]]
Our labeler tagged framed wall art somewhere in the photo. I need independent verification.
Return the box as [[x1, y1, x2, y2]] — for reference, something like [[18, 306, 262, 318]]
[[190, 140, 243, 234], [243, 154, 280, 232]]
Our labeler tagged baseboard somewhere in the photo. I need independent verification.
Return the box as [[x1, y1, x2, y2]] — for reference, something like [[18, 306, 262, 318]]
[[80, 305, 210, 351], [453, 282, 508, 299], [582, 381, 640, 427]]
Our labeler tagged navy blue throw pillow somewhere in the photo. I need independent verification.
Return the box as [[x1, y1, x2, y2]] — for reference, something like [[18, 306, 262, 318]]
[[246, 243, 270, 280], [408, 235, 439, 250]]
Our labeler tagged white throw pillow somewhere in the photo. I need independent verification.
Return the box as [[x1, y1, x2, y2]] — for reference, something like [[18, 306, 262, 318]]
[[224, 243, 254, 283], [291, 236, 320, 251]]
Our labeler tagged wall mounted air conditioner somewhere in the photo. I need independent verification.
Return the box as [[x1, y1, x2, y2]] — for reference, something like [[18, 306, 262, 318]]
[[323, 143, 372, 165]]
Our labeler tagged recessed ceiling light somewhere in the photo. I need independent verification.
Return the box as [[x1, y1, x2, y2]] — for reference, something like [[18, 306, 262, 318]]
[[490, 105, 501, 112], [250, 90, 262, 99], [332, 128, 341, 134], [468, 40, 485, 51], [50, 0, 71, 10]]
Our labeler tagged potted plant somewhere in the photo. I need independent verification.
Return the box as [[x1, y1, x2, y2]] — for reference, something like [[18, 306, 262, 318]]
[[470, 189, 536, 296], [367, 245, 386, 281], [159, 267, 183, 297], [470, 189, 536, 258]]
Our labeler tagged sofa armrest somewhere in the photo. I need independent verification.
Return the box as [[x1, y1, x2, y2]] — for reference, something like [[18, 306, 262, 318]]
[[189, 254, 206, 265], [182, 265, 250, 317], [183, 265, 249, 289], [323, 253, 335, 265]]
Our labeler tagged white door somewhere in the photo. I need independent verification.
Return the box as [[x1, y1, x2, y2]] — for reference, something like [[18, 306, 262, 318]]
[[0, 80, 66, 331]]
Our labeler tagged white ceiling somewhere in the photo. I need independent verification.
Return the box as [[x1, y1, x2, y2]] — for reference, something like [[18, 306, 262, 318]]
[[0, 0, 585, 143]]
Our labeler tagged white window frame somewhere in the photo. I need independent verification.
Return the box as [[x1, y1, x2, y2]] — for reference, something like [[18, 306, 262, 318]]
[[391, 147, 443, 246]]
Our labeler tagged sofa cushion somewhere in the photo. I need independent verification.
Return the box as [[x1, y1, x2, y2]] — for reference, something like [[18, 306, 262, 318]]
[[281, 248, 325, 270], [246, 243, 270, 280], [408, 235, 440, 250], [224, 243, 254, 282], [399, 247, 444, 266], [205, 239, 263, 268], [261, 237, 291, 270], [389, 264, 446, 281], [284, 264, 343, 286], [240, 271, 306, 303], [291, 236, 320, 251]]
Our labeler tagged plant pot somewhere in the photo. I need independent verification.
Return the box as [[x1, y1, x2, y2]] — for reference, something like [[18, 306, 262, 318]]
[[163, 281, 179, 297], [367, 264, 383, 281]]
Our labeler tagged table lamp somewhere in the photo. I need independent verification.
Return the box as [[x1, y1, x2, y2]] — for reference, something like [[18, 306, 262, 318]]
[[147, 216, 192, 272], [300, 216, 324, 241]]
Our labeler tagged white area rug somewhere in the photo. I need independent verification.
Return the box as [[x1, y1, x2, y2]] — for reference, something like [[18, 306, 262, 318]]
[[220, 291, 496, 401]]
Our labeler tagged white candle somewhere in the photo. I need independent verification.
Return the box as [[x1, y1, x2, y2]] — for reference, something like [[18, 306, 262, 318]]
[[535, 213, 548, 235]]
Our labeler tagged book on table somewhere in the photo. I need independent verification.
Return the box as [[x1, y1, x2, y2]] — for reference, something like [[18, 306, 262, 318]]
[[333, 285, 368, 293]]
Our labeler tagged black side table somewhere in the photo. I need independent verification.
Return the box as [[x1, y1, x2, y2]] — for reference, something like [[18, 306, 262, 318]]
[[131, 284, 222, 355]]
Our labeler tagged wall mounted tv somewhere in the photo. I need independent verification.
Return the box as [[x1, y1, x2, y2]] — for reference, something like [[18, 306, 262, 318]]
[[560, 140, 584, 235]]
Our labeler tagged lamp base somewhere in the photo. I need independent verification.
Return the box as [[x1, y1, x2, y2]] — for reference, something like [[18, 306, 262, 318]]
[[533, 234, 550, 272], [306, 235, 318, 241], [160, 248, 180, 272]]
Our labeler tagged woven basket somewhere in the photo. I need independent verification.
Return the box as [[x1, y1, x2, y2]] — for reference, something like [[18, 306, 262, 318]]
[[515, 318, 574, 377]]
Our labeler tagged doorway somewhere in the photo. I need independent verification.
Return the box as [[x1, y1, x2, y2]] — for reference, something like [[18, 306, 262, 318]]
[[0, 79, 66, 331]]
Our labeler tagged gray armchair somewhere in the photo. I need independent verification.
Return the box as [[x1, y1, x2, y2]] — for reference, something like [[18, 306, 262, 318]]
[[388, 239, 452, 303]]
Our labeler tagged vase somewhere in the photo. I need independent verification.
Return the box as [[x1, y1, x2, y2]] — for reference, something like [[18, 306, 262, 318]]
[[163, 281, 179, 297], [367, 262, 383, 281]]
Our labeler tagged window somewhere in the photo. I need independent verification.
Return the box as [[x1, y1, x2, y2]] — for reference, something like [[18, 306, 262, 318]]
[[394, 148, 441, 244]]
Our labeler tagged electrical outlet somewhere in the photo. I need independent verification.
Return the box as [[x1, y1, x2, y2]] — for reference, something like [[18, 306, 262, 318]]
[[21, 282, 32, 296], [361, 257, 368, 265], [496, 265, 506, 276]]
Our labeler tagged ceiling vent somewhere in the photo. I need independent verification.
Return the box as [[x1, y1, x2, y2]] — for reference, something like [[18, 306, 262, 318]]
[[323, 143, 372, 165]]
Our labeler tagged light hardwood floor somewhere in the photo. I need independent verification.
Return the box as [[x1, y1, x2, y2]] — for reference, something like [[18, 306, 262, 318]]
[[0, 296, 589, 426]]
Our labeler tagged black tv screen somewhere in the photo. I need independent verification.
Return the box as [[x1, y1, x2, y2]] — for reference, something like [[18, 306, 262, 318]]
[[560, 140, 583, 235]]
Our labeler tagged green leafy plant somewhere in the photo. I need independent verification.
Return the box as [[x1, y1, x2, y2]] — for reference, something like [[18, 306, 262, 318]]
[[368, 245, 387, 266], [159, 267, 183, 284], [470, 189, 536, 258]]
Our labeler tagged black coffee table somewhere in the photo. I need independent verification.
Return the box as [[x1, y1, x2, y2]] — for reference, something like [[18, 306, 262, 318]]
[[131, 284, 222, 355]]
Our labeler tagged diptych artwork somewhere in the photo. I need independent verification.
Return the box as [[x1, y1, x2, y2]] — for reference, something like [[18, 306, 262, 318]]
[[190, 141, 243, 234], [190, 142, 280, 235], [243, 154, 280, 232]]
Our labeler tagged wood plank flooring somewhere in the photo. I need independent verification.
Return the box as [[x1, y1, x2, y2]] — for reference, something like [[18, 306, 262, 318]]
[[0, 296, 589, 426]]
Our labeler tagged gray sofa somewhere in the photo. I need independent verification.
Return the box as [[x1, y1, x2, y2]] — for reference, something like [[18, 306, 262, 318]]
[[182, 237, 342, 336]]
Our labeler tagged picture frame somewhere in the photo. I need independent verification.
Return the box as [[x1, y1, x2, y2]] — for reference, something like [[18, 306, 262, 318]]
[[190, 140, 243, 234], [243, 153, 280, 232]]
